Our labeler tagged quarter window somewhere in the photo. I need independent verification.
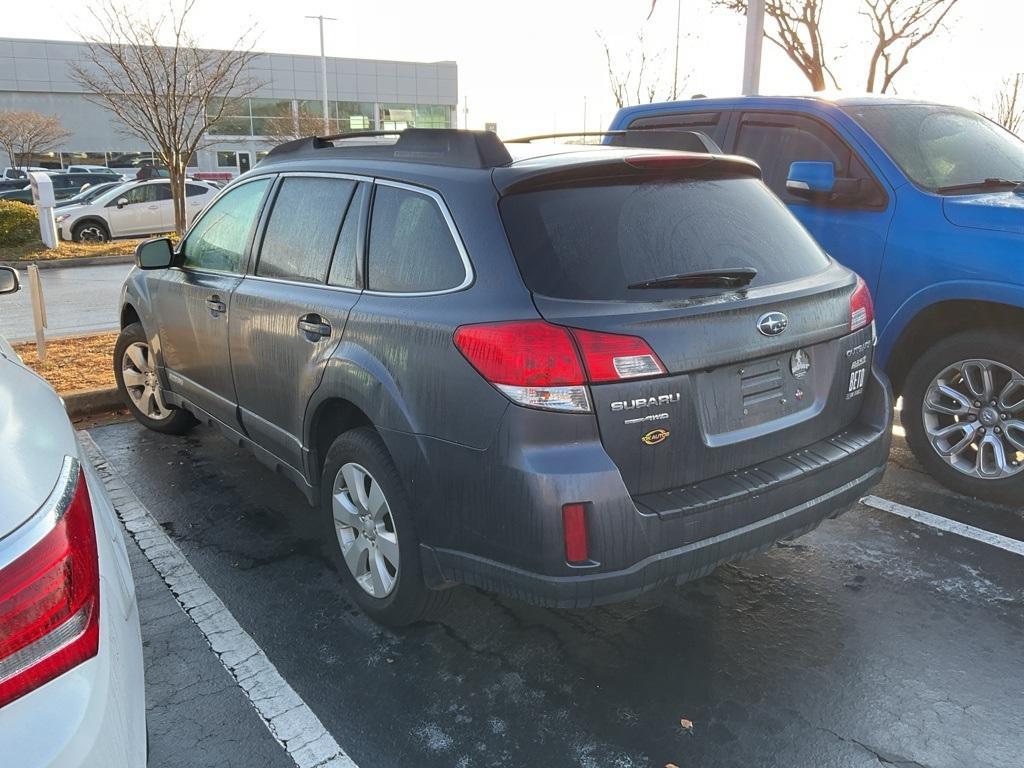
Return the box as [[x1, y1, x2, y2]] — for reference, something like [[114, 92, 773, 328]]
[[257, 177, 357, 284], [367, 185, 465, 293], [328, 183, 368, 289], [181, 178, 270, 273]]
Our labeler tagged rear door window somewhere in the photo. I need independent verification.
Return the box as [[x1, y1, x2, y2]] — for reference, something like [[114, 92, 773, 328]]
[[500, 176, 830, 301], [626, 111, 728, 146], [257, 176, 357, 284], [734, 112, 885, 206], [366, 184, 466, 293]]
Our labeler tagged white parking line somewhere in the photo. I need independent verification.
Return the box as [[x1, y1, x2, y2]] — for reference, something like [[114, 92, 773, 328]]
[[79, 432, 358, 768], [861, 494, 1024, 558]]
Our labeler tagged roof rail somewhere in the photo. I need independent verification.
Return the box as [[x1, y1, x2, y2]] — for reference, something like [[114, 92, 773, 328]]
[[505, 129, 722, 154], [263, 128, 513, 169]]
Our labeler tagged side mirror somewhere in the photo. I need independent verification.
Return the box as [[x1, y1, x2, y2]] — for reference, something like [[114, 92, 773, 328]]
[[0, 266, 20, 295], [136, 237, 174, 270], [116, 197, 129, 209], [786, 161, 863, 204]]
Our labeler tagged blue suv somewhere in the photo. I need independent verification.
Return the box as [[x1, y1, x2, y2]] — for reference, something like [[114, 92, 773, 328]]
[[611, 96, 1024, 503]]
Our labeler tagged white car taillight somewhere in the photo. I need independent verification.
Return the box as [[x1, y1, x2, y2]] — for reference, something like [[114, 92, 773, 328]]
[[0, 462, 100, 708]]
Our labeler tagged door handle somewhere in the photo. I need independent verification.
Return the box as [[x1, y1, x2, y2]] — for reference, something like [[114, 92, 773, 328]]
[[206, 295, 227, 315], [298, 314, 332, 339]]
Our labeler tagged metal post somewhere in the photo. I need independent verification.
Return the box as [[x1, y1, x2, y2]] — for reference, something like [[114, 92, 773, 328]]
[[672, 0, 682, 100], [28, 264, 47, 361], [305, 15, 336, 134], [742, 0, 766, 96]]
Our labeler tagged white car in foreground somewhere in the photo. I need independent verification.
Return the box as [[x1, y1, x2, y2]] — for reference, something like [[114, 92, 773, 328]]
[[56, 178, 219, 242], [0, 266, 146, 766]]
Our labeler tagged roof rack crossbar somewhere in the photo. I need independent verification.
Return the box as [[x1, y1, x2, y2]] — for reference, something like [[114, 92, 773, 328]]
[[505, 129, 722, 154], [264, 128, 514, 169]]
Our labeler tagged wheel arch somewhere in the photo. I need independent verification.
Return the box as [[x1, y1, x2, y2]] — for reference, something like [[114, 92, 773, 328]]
[[120, 303, 141, 329], [885, 298, 1024, 394], [306, 397, 374, 483]]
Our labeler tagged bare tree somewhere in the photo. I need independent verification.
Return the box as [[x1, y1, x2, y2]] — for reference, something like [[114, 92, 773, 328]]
[[987, 74, 1024, 135], [862, 0, 960, 93], [598, 30, 680, 108], [70, 0, 260, 235], [0, 111, 70, 170], [712, 0, 837, 91]]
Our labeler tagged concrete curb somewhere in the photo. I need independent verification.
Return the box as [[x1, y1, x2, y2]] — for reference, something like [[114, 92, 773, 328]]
[[63, 386, 122, 418], [0, 254, 134, 270]]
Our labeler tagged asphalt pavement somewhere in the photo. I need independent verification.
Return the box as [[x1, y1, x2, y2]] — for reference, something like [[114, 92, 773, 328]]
[[86, 420, 1024, 768], [0, 262, 131, 342]]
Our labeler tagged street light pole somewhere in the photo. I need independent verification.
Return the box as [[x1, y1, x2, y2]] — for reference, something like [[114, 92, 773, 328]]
[[305, 15, 337, 134], [741, 0, 765, 96], [672, 0, 681, 100]]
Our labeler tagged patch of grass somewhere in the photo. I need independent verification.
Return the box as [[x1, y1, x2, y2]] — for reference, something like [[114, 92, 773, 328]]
[[13, 332, 118, 393], [0, 238, 142, 262]]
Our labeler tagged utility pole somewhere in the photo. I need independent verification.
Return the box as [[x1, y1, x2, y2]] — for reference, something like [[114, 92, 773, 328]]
[[741, 0, 765, 96], [672, 0, 682, 99], [305, 15, 337, 134]]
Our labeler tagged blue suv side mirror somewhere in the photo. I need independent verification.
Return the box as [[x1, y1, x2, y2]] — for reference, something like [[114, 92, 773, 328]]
[[786, 161, 864, 205], [786, 161, 836, 195]]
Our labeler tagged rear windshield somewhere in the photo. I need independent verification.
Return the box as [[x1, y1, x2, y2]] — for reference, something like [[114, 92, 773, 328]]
[[499, 177, 830, 301]]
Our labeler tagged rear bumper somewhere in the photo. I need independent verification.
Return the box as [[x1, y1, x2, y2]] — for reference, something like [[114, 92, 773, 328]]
[[401, 365, 892, 608]]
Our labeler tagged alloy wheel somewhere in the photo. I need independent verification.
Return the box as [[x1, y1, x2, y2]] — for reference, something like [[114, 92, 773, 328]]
[[922, 357, 1024, 479], [332, 462, 400, 598], [121, 341, 172, 420], [78, 224, 107, 242]]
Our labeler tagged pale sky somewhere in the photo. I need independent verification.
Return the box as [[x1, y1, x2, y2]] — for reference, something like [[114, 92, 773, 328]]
[[4, 0, 1023, 137]]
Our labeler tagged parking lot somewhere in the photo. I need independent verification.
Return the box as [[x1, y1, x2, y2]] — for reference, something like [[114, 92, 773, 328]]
[[80, 418, 1023, 768]]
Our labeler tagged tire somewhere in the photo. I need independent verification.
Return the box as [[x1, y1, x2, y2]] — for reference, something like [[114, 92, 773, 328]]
[[71, 219, 110, 243], [902, 328, 1024, 504], [114, 322, 196, 435], [320, 427, 449, 626]]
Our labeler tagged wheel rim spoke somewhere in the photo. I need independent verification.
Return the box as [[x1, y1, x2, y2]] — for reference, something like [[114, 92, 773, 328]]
[[126, 344, 149, 373], [976, 435, 1007, 478], [1004, 420, 1024, 452], [927, 421, 975, 458], [370, 550, 392, 596], [961, 361, 994, 401], [332, 492, 362, 529], [121, 369, 145, 387], [367, 481, 387, 522], [924, 384, 971, 416], [342, 535, 369, 575], [341, 464, 369, 512], [998, 378, 1024, 414], [376, 531, 399, 567]]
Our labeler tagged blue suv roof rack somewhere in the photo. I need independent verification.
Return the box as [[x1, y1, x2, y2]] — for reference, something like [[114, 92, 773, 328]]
[[263, 128, 515, 169]]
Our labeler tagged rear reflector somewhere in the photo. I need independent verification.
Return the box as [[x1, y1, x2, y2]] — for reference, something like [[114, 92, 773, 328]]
[[570, 328, 666, 383], [850, 275, 875, 332], [0, 466, 100, 709], [562, 503, 589, 564]]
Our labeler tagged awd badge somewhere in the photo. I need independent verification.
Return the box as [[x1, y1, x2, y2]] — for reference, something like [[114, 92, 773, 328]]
[[641, 428, 670, 446]]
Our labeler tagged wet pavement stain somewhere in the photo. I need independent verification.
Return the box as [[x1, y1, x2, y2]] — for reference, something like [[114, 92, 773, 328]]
[[92, 420, 1024, 768]]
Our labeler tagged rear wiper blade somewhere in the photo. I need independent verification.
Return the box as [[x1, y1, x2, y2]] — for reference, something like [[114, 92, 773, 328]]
[[934, 178, 1024, 194], [628, 267, 757, 290]]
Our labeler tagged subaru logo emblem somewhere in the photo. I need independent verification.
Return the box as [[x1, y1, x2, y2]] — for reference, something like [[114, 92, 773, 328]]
[[757, 311, 788, 336]]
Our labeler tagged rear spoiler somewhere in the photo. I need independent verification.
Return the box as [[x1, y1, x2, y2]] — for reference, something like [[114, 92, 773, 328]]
[[493, 152, 762, 196]]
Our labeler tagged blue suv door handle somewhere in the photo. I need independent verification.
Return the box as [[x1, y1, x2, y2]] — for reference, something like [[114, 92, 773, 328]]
[[298, 314, 332, 340]]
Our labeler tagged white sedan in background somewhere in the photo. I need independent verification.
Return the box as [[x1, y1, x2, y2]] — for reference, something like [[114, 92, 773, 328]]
[[56, 178, 219, 242], [0, 266, 146, 766]]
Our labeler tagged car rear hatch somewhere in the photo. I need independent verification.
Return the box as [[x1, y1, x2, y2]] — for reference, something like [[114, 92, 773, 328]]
[[495, 151, 875, 497]]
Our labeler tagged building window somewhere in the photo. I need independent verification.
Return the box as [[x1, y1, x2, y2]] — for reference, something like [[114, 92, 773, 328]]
[[107, 150, 157, 169], [208, 97, 253, 136], [380, 104, 451, 130], [217, 151, 238, 168]]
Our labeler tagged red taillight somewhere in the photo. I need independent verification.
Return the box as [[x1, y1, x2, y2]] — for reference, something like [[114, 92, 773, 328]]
[[562, 503, 589, 564], [0, 468, 100, 708], [454, 320, 668, 412], [570, 328, 666, 383], [453, 321, 585, 387], [850, 276, 875, 332]]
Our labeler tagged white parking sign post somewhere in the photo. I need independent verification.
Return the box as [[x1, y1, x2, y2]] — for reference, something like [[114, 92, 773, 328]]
[[28, 171, 58, 249]]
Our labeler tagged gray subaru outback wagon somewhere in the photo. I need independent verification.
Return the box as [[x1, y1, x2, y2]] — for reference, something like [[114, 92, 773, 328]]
[[116, 128, 892, 625]]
